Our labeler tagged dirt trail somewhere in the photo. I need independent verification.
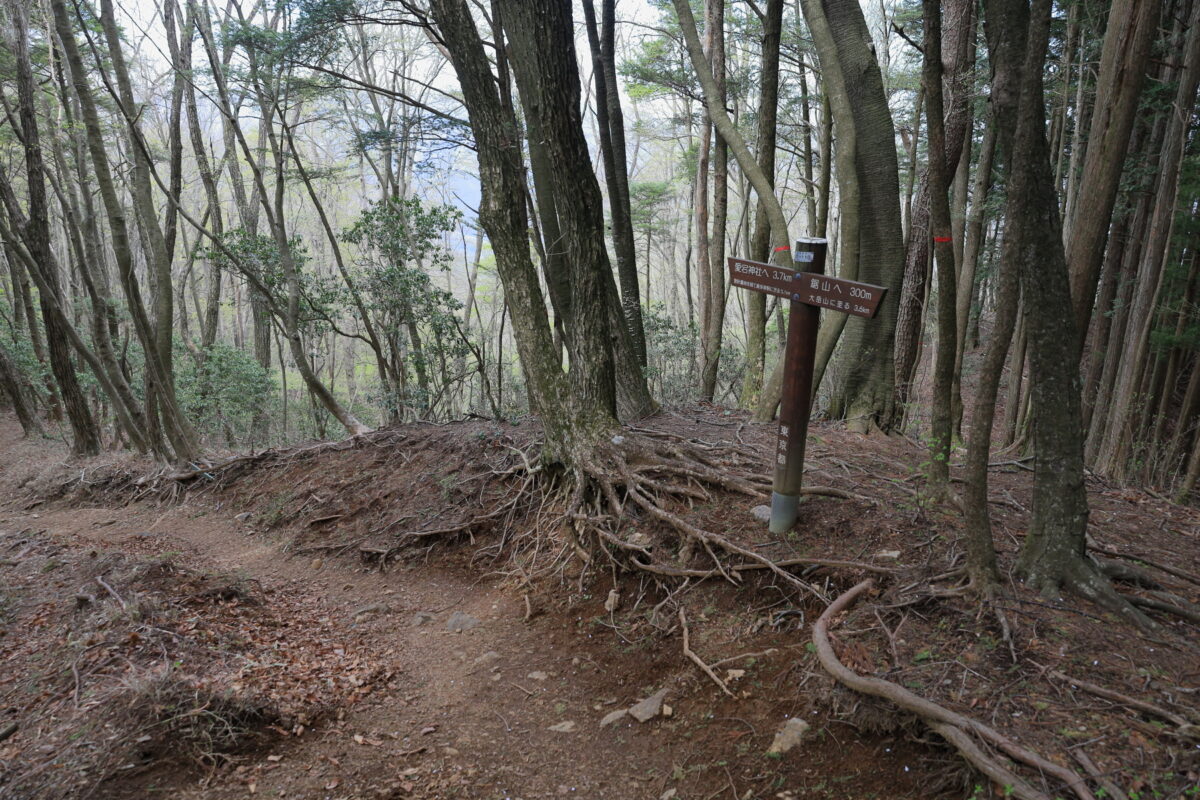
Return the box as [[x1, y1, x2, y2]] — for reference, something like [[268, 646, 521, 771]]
[[0, 421, 936, 800]]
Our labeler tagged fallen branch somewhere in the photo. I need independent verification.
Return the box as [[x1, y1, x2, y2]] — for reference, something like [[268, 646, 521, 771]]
[[1069, 749, 1129, 800], [679, 608, 734, 698], [95, 576, 127, 610], [813, 580, 1095, 800], [1047, 669, 1190, 727], [708, 648, 779, 670]]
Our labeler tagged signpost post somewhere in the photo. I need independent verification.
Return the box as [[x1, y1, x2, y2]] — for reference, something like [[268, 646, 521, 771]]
[[730, 239, 887, 534]]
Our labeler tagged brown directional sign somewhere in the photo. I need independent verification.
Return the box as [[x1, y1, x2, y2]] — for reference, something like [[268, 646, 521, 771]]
[[728, 241, 888, 535], [793, 274, 886, 319], [728, 257, 886, 318], [729, 257, 797, 299]]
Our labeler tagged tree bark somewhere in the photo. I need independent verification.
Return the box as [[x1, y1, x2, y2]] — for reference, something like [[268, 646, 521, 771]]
[[952, 122, 997, 435], [799, 0, 904, 432], [893, 0, 972, 418], [699, 0, 729, 402], [1065, 0, 1158, 340], [1093, 2, 1200, 479], [581, 0, 647, 367], [0, 340, 42, 437], [500, 0, 654, 422], [982, 0, 1147, 627], [430, 0, 615, 461], [54, 0, 198, 461], [922, 0, 957, 489], [740, 0, 784, 409], [8, 1, 100, 455]]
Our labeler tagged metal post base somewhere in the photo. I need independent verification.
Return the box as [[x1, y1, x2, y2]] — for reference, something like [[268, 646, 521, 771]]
[[768, 491, 799, 535]]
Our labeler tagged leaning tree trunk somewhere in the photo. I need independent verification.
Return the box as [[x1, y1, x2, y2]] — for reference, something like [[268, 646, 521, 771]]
[[1092, 1, 1200, 479], [10, 2, 100, 456], [0, 341, 42, 437], [500, 0, 654, 422], [799, 0, 905, 433], [430, 0, 614, 462], [53, 0, 197, 461]]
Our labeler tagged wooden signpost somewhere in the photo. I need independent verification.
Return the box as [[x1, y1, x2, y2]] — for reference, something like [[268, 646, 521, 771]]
[[730, 239, 887, 534]]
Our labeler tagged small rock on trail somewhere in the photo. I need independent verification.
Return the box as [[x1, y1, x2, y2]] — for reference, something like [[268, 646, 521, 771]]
[[766, 717, 812, 755], [446, 610, 481, 632], [628, 688, 670, 723], [599, 708, 628, 727], [751, 504, 772, 524], [410, 611, 436, 627]]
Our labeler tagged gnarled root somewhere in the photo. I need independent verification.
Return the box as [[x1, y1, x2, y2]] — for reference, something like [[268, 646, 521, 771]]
[[376, 430, 874, 596], [814, 580, 1095, 800], [563, 433, 833, 600]]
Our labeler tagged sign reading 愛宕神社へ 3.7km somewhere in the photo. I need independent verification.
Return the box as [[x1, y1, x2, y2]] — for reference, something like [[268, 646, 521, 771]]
[[728, 257, 886, 320]]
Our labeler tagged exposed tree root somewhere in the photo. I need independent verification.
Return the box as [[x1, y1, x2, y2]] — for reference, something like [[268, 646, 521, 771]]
[[1045, 668, 1198, 728], [1125, 594, 1200, 627], [1070, 749, 1129, 800], [1094, 556, 1164, 590], [1088, 542, 1200, 588], [631, 556, 897, 578], [1034, 555, 1160, 634], [552, 433, 842, 600], [814, 579, 1095, 800]]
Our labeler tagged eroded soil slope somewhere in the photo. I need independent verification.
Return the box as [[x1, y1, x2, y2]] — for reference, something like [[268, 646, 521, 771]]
[[2, 407, 1198, 799]]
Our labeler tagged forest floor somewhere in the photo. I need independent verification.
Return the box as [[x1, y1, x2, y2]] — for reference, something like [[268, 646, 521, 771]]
[[0, 408, 1198, 800]]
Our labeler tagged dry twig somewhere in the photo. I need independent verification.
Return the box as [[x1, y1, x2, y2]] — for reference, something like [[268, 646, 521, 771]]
[[679, 608, 734, 697]]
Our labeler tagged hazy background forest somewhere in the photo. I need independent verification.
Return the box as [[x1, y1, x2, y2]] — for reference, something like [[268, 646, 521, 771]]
[[0, 0, 1197, 500]]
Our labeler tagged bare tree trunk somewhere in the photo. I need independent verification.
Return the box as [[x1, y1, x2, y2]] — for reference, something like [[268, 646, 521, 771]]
[[695, 112, 713, 377], [430, 0, 615, 460], [952, 122, 997, 435], [740, 0, 784, 409], [6, 2, 100, 455], [581, 0, 646, 367], [799, 0, 904, 432], [56, 0, 198, 460], [922, 0, 957, 489], [1093, 2, 1200, 478], [893, 0, 972, 418], [1065, 0, 1159, 339], [503, 0, 655, 420], [0, 340, 42, 437], [178, 0, 224, 350], [699, 0, 728, 402]]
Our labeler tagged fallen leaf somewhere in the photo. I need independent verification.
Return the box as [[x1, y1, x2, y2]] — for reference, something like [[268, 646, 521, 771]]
[[325, 779, 340, 790]]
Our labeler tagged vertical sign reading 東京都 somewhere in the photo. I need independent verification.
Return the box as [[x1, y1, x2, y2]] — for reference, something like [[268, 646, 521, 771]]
[[729, 241, 886, 534]]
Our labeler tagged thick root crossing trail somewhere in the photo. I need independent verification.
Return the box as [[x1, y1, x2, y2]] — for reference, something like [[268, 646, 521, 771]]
[[0, 419, 936, 800]]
